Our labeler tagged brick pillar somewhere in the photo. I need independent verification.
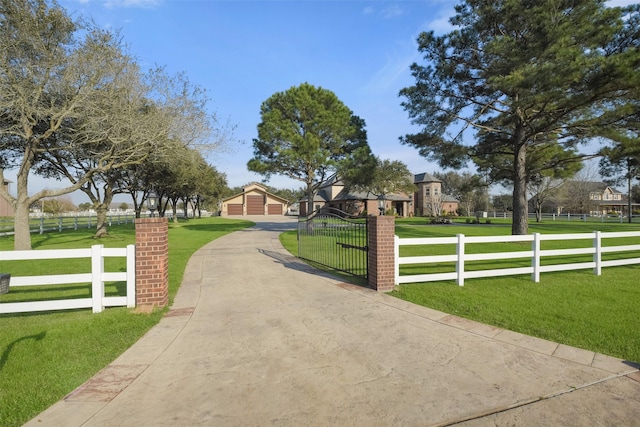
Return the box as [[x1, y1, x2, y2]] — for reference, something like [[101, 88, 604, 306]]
[[368, 215, 396, 292], [135, 217, 169, 309]]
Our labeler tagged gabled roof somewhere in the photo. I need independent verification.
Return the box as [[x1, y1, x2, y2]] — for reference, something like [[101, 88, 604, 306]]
[[222, 183, 289, 204], [414, 173, 441, 184], [317, 173, 343, 189], [563, 181, 623, 194], [332, 188, 411, 202]]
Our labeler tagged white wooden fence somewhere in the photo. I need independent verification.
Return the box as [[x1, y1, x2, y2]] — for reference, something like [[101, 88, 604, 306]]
[[0, 245, 135, 314], [0, 214, 136, 236], [395, 231, 640, 286]]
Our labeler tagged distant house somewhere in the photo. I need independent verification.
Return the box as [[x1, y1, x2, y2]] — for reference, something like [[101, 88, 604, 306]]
[[1, 177, 14, 217], [298, 172, 458, 217], [545, 181, 637, 215], [221, 183, 289, 216], [413, 173, 459, 217], [298, 174, 412, 217]]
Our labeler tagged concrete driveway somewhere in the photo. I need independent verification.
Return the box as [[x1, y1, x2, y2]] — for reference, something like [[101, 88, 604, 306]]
[[27, 216, 640, 426]]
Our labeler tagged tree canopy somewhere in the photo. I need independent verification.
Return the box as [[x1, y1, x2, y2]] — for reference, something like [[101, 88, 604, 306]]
[[399, 0, 640, 234], [0, 0, 230, 248], [341, 157, 415, 199], [248, 82, 371, 214]]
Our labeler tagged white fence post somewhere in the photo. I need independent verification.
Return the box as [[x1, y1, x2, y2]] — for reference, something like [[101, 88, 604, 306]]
[[91, 245, 105, 313], [456, 234, 465, 287], [394, 235, 400, 286], [532, 233, 541, 283], [594, 231, 602, 276], [126, 244, 136, 308]]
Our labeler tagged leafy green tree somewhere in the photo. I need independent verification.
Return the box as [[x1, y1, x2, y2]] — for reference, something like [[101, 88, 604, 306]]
[[434, 171, 485, 216], [399, 0, 639, 235], [599, 146, 639, 222], [492, 194, 512, 213], [0, 0, 136, 249], [527, 176, 564, 222], [78, 202, 93, 212], [248, 83, 371, 215], [343, 158, 414, 197], [632, 185, 640, 206]]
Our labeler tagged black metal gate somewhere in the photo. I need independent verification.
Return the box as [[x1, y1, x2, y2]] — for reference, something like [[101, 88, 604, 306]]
[[298, 208, 368, 279]]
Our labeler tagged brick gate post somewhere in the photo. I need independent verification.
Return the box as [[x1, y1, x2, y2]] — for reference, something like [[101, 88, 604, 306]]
[[135, 217, 169, 309], [368, 215, 396, 292]]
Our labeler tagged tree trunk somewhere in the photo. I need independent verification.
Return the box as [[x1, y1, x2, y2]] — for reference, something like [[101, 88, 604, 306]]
[[13, 197, 32, 250], [13, 168, 33, 250], [628, 167, 632, 224], [307, 185, 314, 217], [512, 140, 529, 235], [93, 191, 113, 238], [171, 199, 179, 223], [94, 204, 109, 238]]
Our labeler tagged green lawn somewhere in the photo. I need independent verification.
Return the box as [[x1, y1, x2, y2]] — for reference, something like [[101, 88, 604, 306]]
[[0, 217, 253, 427], [281, 217, 640, 364]]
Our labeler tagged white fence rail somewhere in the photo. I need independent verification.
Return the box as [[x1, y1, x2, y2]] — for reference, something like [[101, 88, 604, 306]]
[[470, 212, 639, 223], [0, 214, 136, 236], [395, 231, 640, 286], [0, 244, 135, 314]]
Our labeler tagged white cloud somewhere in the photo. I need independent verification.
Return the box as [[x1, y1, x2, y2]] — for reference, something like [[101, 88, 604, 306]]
[[425, 6, 456, 35], [364, 49, 417, 94], [381, 4, 404, 19]]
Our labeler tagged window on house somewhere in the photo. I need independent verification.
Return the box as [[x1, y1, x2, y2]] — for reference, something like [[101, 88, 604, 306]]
[[425, 189, 430, 196]]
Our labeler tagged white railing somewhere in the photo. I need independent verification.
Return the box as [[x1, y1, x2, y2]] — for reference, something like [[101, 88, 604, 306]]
[[395, 231, 640, 287], [0, 214, 137, 236], [0, 244, 135, 314]]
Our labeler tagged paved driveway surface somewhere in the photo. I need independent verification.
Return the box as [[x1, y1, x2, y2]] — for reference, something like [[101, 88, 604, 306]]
[[27, 216, 640, 426]]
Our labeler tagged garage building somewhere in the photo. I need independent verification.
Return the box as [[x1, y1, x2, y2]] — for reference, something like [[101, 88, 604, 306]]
[[221, 183, 289, 216]]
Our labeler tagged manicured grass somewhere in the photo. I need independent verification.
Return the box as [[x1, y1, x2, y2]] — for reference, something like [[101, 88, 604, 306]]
[[392, 269, 640, 363], [281, 218, 640, 363], [0, 217, 253, 427]]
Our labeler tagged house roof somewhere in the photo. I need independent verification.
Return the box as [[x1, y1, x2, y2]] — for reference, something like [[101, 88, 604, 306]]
[[222, 183, 289, 204], [317, 173, 343, 189], [414, 172, 441, 184], [332, 188, 412, 202]]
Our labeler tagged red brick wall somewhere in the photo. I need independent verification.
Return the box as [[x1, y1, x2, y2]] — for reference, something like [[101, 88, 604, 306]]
[[367, 215, 395, 292], [135, 217, 169, 308]]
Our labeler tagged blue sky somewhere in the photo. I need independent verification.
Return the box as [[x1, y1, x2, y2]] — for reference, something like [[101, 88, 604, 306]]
[[5, 0, 635, 202]]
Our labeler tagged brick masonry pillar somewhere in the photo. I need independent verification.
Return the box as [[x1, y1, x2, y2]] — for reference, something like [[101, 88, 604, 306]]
[[368, 215, 396, 292], [135, 217, 169, 309]]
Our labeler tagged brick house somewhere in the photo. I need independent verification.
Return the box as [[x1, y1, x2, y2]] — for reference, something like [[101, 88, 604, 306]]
[[298, 174, 413, 217], [298, 172, 458, 217], [413, 173, 459, 217], [544, 181, 638, 215]]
